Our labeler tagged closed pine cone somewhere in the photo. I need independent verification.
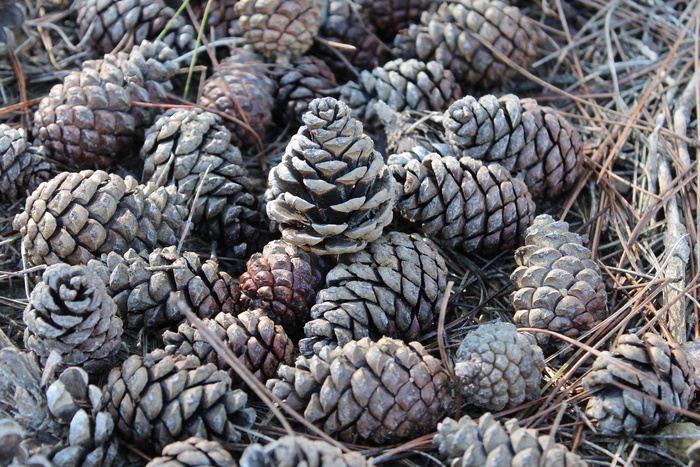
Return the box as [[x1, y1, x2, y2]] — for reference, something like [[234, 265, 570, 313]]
[[276, 56, 337, 124], [300, 231, 448, 355], [240, 435, 368, 466], [374, 102, 454, 158], [266, 97, 396, 255], [267, 336, 453, 443], [146, 437, 235, 467], [510, 214, 607, 353], [0, 125, 55, 203]]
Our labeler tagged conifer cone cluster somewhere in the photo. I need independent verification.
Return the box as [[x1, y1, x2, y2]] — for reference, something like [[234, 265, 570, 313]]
[[0, 125, 55, 204], [240, 435, 368, 467], [146, 437, 235, 467], [276, 56, 337, 124]]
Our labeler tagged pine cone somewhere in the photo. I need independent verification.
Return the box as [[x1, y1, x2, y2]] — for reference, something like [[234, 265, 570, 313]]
[[393, 0, 546, 86], [13, 170, 186, 267], [0, 419, 26, 466], [33, 40, 178, 169], [339, 58, 462, 125], [390, 153, 535, 255], [358, 0, 431, 41], [189, 0, 240, 40], [583, 333, 697, 436], [146, 437, 235, 467], [0, 125, 55, 203], [276, 56, 337, 123], [434, 413, 587, 466], [454, 322, 544, 411], [99, 349, 256, 454], [88, 246, 240, 332], [444, 95, 584, 199], [300, 231, 448, 355], [510, 214, 607, 353], [163, 308, 294, 387], [141, 107, 261, 257], [374, 102, 454, 158], [240, 435, 368, 466], [267, 337, 453, 443], [266, 97, 396, 255]]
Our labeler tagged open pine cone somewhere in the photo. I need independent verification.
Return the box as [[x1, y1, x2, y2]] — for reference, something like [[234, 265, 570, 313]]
[[0, 125, 55, 203], [240, 435, 368, 466]]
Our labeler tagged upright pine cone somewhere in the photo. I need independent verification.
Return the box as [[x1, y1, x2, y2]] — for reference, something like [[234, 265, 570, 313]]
[[583, 333, 697, 436], [141, 107, 261, 257], [0, 125, 55, 203], [444, 95, 583, 199], [393, 0, 546, 86], [267, 337, 453, 443], [434, 413, 587, 466], [99, 349, 256, 454], [13, 170, 186, 267], [358, 0, 431, 41], [88, 246, 240, 331], [276, 56, 337, 124], [163, 308, 294, 387], [510, 214, 607, 353], [300, 231, 448, 355], [146, 437, 235, 467], [266, 97, 396, 255], [240, 435, 368, 466], [390, 153, 535, 254], [33, 40, 178, 169]]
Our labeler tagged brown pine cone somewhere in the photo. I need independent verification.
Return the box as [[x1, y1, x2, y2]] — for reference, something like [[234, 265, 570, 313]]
[[146, 437, 235, 467], [13, 170, 186, 267], [276, 56, 337, 123], [390, 153, 535, 255], [266, 97, 395, 255], [358, 0, 431, 41], [510, 214, 607, 353], [267, 337, 453, 443], [240, 435, 368, 466], [0, 125, 56, 203], [163, 308, 294, 387], [300, 231, 447, 355], [583, 332, 697, 435]]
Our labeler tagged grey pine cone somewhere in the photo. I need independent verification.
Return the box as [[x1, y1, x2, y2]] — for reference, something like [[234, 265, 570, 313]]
[[146, 437, 235, 467], [240, 435, 368, 467]]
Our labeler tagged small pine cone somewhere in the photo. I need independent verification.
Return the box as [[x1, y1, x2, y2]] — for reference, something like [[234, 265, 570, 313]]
[[163, 308, 294, 387], [390, 153, 535, 255], [13, 170, 186, 267], [276, 56, 337, 123], [454, 322, 543, 411], [444, 95, 583, 199], [583, 333, 697, 436], [339, 58, 462, 125], [88, 246, 240, 332], [76, 0, 195, 55], [358, 0, 431, 41], [300, 231, 447, 355], [266, 97, 396, 255], [434, 413, 587, 466], [33, 40, 178, 168], [146, 437, 235, 467], [393, 0, 546, 86], [141, 107, 261, 257], [240, 435, 368, 467], [23, 264, 123, 374], [267, 337, 453, 443], [0, 125, 56, 203], [374, 101, 454, 157], [99, 349, 256, 454], [510, 214, 607, 353]]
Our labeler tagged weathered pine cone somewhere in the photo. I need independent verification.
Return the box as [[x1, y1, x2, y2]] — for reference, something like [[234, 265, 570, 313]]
[[358, 0, 431, 41], [88, 246, 240, 332], [276, 56, 337, 124], [374, 102, 454, 158], [141, 107, 261, 257], [0, 125, 55, 203], [99, 349, 256, 454], [267, 337, 453, 443], [163, 308, 294, 387], [583, 332, 697, 436], [444, 95, 584, 199], [24, 264, 123, 374], [454, 322, 544, 411], [266, 97, 396, 255], [390, 153, 535, 255], [146, 437, 235, 467], [13, 170, 186, 267], [240, 435, 368, 467], [300, 231, 448, 355], [434, 413, 587, 466], [33, 40, 178, 169], [510, 214, 607, 353]]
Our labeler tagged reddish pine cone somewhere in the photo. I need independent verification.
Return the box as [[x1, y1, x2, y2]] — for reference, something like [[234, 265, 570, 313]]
[[0, 124, 55, 203]]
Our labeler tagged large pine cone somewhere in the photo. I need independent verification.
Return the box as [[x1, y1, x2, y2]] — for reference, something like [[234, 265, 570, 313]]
[[33, 40, 178, 169], [141, 107, 261, 257], [0, 125, 55, 203], [583, 333, 697, 436], [267, 337, 453, 443], [434, 413, 586, 466], [266, 97, 396, 255], [300, 231, 448, 355], [99, 349, 256, 454], [146, 437, 235, 467], [393, 0, 546, 86], [163, 308, 294, 387], [390, 153, 535, 255], [240, 435, 368, 466], [444, 95, 584, 199], [13, 170, 186, 267], [88, 246, 240, 332], [276, 56, 337, 124], [510, 214, 607, 353], [358, 0, 431, 41]]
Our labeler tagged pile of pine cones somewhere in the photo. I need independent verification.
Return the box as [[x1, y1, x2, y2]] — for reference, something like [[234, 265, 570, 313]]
[[0, 0, 698, 465]]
